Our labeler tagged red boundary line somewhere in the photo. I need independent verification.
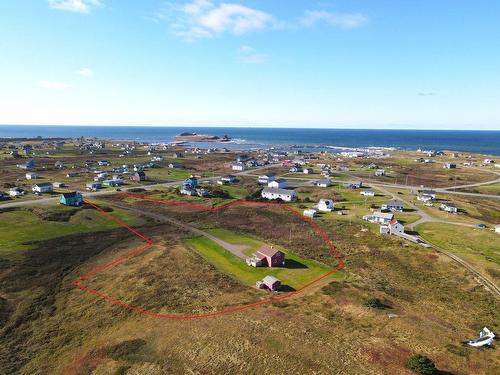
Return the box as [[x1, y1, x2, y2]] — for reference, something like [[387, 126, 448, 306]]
[[71, 193, 345, 319]]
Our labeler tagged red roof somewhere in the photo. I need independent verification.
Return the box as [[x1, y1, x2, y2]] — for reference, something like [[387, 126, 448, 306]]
[[388, 219, 398, 225], [257, 245, 281, 258]]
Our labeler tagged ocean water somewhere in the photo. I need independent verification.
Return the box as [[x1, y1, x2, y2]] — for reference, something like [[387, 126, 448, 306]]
[[0, 125, 499, 155]]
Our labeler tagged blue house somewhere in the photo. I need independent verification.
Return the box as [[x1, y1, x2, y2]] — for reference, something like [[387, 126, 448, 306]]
[[60, 192, 83, 206], [183, 177, 198, 190]]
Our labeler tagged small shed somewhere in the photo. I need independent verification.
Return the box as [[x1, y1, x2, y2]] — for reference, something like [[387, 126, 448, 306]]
[[257, 276, 281, 291]]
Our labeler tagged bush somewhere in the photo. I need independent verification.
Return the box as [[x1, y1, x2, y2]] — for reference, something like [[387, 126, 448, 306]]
[[106, 339, 147, 362], [364, 297, 390, 309], [406, 354, 437, 375]]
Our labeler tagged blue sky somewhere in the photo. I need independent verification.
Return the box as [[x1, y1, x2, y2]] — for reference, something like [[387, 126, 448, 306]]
[[0, 0, 499, 129]]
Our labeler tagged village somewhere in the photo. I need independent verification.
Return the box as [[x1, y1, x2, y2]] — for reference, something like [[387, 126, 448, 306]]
[[0, 136, 499, 374]]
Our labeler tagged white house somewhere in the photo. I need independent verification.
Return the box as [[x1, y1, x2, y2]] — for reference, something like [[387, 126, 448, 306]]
[[444, 163, 457, 169], [103, 179, 124, 187], [261, 187, 297, 202], [268, 178, 287, 189], [303, 168, 313, 174], [86, 182, 101, 191], [343, 181, 362, 189], [9, 187, 25, 197], [440, 202, 458, 213], [375, 169, 385, 176], [417, 190, 436, 202], [232, 163, 245, 171], [318, 199, 334, 212], [53, 182, 65, 188], [382, 199, 404, 212], [316, 178, 331, 188], [360, 190, 375, 197], [32, 182, 53, 193], [363, 211, 394, 224], [25, 172, 38, 180], [388, 219, 404, 234], [303, 208, 318, 218], [495, 224, 500, 234], [220, 175, 236, 183], [258, 175, 276, 184]]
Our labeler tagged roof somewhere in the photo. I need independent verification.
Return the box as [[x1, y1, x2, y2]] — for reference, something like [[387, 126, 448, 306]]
[[62, 192, 81, 198], [273, 178, 286, 183], [262, 187, 295, 196], [388, 219, 399, 225], [262, 275, 280, 285], [441, 202, 456, 207], [33, 182, 52, 187], [384, 199, 405, 206], [372, 211, 394, 219], [317, 179, 331, 184], [257, 245, 282, 258]]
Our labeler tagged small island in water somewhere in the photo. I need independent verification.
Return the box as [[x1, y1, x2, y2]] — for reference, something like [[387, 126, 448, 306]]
[[175, 132, 231, 142]]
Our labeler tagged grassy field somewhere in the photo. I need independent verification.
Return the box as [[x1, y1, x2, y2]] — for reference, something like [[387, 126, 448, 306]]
[[456, 182, 500, 196], [0, 204, 145, 253], [186, 230, 336, 290], [417, 222, 500, 283]]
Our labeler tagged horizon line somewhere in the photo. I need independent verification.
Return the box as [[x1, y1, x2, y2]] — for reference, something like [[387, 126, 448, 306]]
[[0, 124, 499, 131]]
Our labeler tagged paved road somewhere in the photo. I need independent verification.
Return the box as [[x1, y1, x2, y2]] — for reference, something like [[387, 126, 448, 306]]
[[109, 202, 249, 260]]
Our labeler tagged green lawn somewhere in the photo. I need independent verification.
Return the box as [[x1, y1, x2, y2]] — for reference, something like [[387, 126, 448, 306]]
[[185, 229, 337, 290], [0, 204, 144, 253], [417, 222, 500, 282]]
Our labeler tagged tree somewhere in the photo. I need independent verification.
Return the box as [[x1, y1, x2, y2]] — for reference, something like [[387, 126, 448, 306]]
[[407, 354, 437, 375]]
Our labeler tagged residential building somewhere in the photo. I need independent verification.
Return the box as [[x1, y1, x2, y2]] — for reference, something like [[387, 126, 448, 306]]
[[360, 190, 375, 197], [247, 246, 285, 268], [258, 175, 276, 184], [32, 182, 53, 193], [9, 187, 25, 197], [261, 187, 297, 202], [316, 178, 331, 188], [268, 178, 287, 189], [382, 199, 404, 212], [25, 172, 38, 180], [130, 171, 146, 182], [60, 192, 83, 206], [363, 211, 394, 224], [231, 163, 245, 171], [318, 199, 334, 212], [440, 202, 458, 213], [343, 181, 362, 189], [303, 208, 317, 218]]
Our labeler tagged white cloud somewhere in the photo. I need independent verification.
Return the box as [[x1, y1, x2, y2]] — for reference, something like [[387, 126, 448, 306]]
[[48, 0, 102, 14], [237, 45, 268, 64], [77, 67, 94, 77], [38, 80, 69, 90], [166, 0, 275, 41], [300, 10, 368, 29]]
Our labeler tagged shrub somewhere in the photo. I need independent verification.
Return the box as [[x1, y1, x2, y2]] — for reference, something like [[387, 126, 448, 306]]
[[364, 298, 390, 309], [106, 339, 147, 362], [406, 354, 437, 375]]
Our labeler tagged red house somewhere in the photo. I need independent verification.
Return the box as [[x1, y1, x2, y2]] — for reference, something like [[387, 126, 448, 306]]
[[255, 246, 285, 267]]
